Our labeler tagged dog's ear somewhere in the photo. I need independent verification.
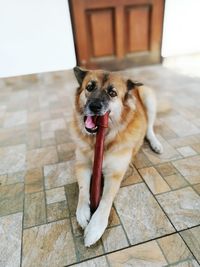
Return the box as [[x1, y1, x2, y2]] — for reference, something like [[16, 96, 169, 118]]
[[73, 66, 88, 85], [127, 79, 143, 91]]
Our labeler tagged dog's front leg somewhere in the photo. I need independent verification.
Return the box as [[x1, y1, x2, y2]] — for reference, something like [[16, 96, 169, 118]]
[[84, 172, 123, 246], [84, 151, 131, 247], [75, 149, 92, 229]]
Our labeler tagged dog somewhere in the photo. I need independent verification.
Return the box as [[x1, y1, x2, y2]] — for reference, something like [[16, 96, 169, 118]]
[[71, 66, 163, 247]]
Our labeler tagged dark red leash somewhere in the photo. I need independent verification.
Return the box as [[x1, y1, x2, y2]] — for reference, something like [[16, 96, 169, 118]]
[[90, 112, 109, 213]]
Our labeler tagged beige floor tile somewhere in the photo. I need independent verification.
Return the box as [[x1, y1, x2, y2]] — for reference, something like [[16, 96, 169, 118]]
[[193, 183, 200, 195], [0, 144, 26, 175], [71, 216, 83, 237], [3, 110, 27, 128], [22, 219, 76, 267], [133, 150, 152, 169], [40, 118, 66, 132], [180, 226, 200, 263], [72, 256, 108, 267], [0, 213, 22, 267], [0, 183, 24, 216], [142, 135, 182, 165], [55, 129, 72, 144], [46, 187, 66, 204], [28, 111, 50, 124], [164, 174, 188, 190], [157, 187, 200, 230], [102, 225, 128, 253], [24, 191, 46, 228], [57, 142, 76, 161], [25, 168, 43, 193], [168, 134, 200, 149], [75, 236, 104, 262], [41, 130, 55, 140], [160, 115, 200, 137], [107, 240, 167, 267], [177, 146, 197, 157], [0, 174, 7, 185], [139, 167, 170, 194], [191, 143, 200, 153], [26, 130, 41, 150], [7, 171, 25, 185], [41, 137, 56, 147], [65, 183, 78, 216], [47, 200, 69, 222], [40, 130, 56, 147], [114, 183, 174, 245], [44, 160, 76, 189], [0, 171, 25, 186], [121, 164, 142, 187], [157, 233, 192, 263], [155, 123, 178, 140], [172, 156, 200, 184], [108, 207, 120, 227], [27, 146, 58, 169], [173, 259, 200, 267], [155, 162, 177, 177], [0, 127, 26, 147]]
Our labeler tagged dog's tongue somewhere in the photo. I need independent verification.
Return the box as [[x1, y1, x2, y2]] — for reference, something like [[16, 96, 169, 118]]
[[85, 116, 96, 129]]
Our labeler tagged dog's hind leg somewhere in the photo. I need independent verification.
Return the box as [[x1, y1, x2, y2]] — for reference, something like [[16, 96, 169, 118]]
[[139, 86, 163, 154]]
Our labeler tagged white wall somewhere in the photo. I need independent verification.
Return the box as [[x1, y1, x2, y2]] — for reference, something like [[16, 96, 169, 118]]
[[162, 0, 200, 57], [0, 0, 76, 78]]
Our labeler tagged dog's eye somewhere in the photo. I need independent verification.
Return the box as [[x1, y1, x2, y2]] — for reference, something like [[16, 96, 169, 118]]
[[108, 90, 117, 97], [86, 81, 96, 92]]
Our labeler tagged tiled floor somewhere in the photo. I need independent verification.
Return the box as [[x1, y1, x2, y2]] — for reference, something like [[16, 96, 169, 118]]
[[0, 64, 200, 267]]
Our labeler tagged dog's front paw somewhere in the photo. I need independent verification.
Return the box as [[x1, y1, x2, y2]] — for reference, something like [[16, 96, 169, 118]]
[[84, 211, 108, 247], [76, 202, 91, 229]]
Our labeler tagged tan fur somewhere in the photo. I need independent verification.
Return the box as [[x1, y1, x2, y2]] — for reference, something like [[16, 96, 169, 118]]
[[71, 69, 162, 246]]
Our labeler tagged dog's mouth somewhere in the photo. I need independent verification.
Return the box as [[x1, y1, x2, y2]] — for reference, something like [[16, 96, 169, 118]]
[[84, 116, 98, 134]]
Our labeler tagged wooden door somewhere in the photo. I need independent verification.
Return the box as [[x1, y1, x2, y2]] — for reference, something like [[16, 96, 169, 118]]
[[70, 0, 165, 70]]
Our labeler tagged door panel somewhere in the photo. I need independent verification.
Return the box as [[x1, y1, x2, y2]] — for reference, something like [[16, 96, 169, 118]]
[[70, 0, 164, 70], [87, 9, 115, 57], [126, 5, 150, 52]]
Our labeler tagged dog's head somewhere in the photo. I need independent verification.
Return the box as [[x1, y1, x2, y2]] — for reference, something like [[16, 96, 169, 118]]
[[73, 66, 143, 135]]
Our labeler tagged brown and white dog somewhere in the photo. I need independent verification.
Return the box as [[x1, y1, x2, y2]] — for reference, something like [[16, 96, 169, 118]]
[[71, 66, 163, 247]]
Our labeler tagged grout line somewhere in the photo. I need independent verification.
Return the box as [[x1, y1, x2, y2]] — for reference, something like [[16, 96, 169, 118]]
[[136, 171, 177, 233], [178, 224, 200, 233], [23, 214, 70, 230], [64, 231, 184, 267], [136, 173, 200, 265], [112, 204, 131, 246], [104, 254, 111, 267], [0, 208, 24, 219], [155, 184, 190, 197], [64, 185, 80, 263], [156, 239, 170, 265], [0, 180, 25, 188], [19, 183, 25, 267], [192, 185, 200, 196], [120, 181, 143, 188], [42, 167, 48, 224], [163, 257, 198, 267], [177, 232, 200, 265]]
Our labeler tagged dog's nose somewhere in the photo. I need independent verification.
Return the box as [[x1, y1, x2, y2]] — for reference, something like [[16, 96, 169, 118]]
[[89, 102, 102, 113]]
